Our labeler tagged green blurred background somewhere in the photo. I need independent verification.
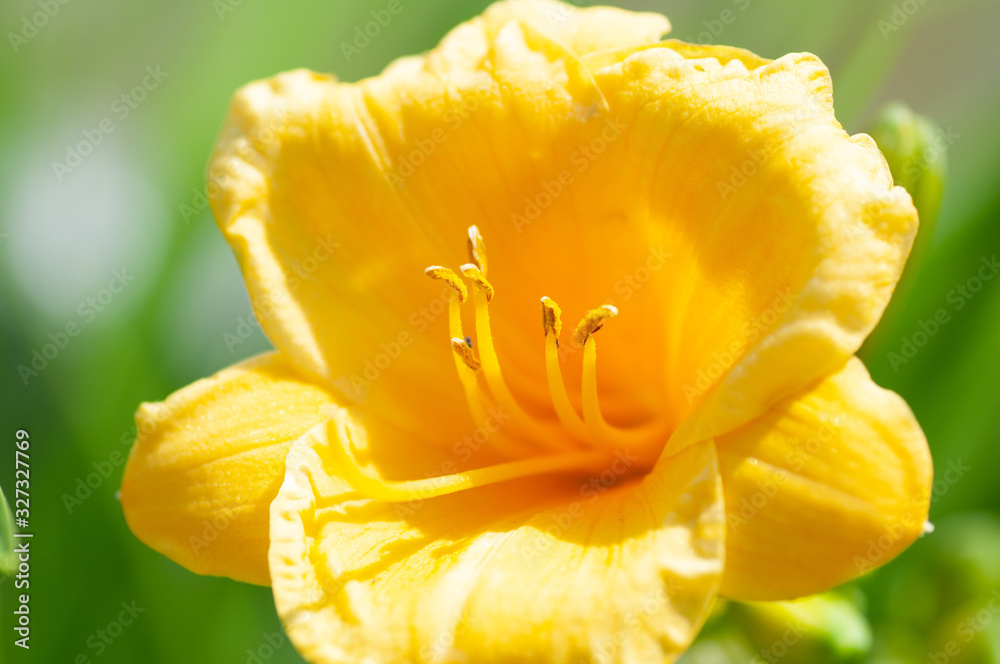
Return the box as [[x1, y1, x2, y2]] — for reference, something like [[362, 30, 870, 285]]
[[1, 0, 999, 662]]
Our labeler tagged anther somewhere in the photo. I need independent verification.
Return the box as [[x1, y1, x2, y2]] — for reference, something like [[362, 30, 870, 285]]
[[573, 305, 618, 347], [424, 266, 468, 302], [541, 296, 562, 338]]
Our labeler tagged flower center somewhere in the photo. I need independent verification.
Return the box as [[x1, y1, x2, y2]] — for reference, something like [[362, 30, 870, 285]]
[[432, 226, 672, 459], [322, 226, 669, 503]]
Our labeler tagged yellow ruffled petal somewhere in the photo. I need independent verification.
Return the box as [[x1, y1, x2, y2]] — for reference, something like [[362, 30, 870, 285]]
[[269, 413, 724, 664], [121, 352, 337, 585], [584, 45, 918, 448], [714, 357, 932, 601]]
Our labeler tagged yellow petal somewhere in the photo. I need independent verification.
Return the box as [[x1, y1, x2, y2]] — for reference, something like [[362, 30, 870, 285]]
[[270, 414, 724, 664], [121, 352, 337, 585], [584, 46, 919, 449], [714, 357, 932, 601]]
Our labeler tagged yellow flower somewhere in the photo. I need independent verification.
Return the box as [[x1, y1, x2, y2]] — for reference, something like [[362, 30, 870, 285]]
[[121, 1, 933, 662]]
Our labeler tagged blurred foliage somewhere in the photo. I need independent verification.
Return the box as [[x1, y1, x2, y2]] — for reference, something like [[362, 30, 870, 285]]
[[0, 491, 14, 578], [0, 0, 998, 662]]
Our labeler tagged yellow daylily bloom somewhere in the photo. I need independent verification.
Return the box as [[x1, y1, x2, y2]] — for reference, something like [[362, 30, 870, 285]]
[[120, 1, 933, 662]]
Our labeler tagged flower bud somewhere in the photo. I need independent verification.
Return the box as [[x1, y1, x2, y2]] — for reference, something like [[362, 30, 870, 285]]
[[870, 102, 948, 268]]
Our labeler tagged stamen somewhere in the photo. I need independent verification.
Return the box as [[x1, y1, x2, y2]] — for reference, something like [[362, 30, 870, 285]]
[[431, 266, 490, 429], [581, 334, 619, 446], [462, 267, 578, 453], [581, 328, 668, 460], [467, 225, 488, 276], [448, 325, 535, 458], [541, 297, 594, 444], [460, 267, 514, 412], [426, 263, 535, 459], [573, 305, 618, 347], [425, 228, 669, 471], [424, 265, 468, 302], [324, 411, 606, 503], [574, 306, 653, 453]]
